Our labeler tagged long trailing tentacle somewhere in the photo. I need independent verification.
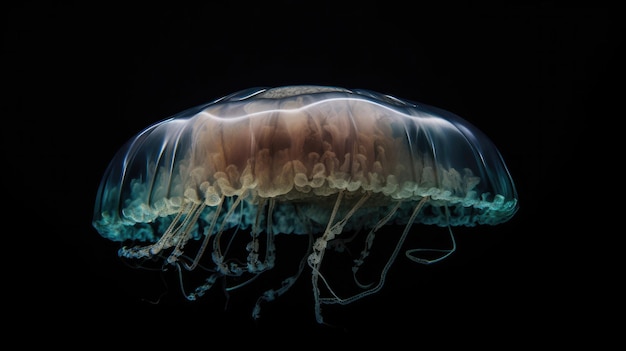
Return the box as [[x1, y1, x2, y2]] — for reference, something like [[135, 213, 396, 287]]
[[352, 200, 404, 288], [318, 196, 431, 306], [308, 190, 372, 324], [182, 196, 224, 270], [404, 203, 456, 264]]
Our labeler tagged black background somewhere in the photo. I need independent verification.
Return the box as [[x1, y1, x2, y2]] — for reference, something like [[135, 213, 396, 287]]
[[5, 3, 621, 347]]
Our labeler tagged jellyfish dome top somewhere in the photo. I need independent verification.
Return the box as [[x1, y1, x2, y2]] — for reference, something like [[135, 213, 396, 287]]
[[93, 85, 518, 324]]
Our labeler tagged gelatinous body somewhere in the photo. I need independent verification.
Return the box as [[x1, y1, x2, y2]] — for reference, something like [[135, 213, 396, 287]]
[[93, 85, 518, 323]]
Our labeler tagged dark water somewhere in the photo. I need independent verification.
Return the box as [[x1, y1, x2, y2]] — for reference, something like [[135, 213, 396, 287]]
[[6, 4, 618, 347]]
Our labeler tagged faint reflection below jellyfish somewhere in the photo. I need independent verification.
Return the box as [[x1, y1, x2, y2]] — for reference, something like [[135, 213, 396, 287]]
[[92, 85, 518, 324]]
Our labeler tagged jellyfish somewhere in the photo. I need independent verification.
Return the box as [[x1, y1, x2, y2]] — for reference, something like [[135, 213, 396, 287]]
[[92, 85, 518, 324]]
